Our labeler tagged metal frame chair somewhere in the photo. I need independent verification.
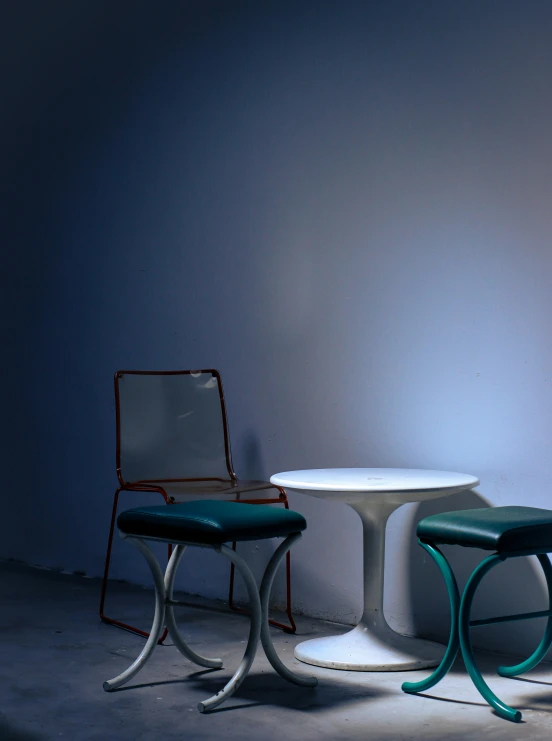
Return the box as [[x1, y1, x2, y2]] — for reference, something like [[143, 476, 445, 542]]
[[99, 369, 296, 642]]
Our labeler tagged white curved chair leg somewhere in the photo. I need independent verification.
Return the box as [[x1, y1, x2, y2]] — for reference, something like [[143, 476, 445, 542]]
[[164, 545, 223, 669], [103, 538, 166, 691], [197, 545, 262, 713], [260, 534, 318, 687]]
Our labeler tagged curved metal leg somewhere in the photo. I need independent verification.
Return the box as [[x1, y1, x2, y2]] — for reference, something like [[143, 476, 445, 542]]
[[103, 532, 313, 712], [103, 538, 166, 691], [164, 545, 223, 669], [497, 554, 552, 678], [402, 541, 460, 694], [197, 545, 262, 713], [259, 534, 317, 687], [459, 553, 522, 722], [100, 488, 170, 644], [229, 547, 296, 634]]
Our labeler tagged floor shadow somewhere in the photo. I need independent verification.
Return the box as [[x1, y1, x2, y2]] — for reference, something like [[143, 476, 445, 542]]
[[517, 695, 552, 711], [510, 675, 552, 687], [186, 669, 391, 712], [110, 666, 222, 692], [110, 665, 390, 714], [0, 714, 43, 741], [415, 692, 497, 709]]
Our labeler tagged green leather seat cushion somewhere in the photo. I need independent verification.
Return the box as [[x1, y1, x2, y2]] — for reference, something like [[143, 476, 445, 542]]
[[418, 506, 552, 553], [117, 500, 307, 545]]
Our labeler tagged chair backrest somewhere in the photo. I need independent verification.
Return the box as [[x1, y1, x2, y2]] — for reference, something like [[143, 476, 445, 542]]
[[115, 370, 235, 485]]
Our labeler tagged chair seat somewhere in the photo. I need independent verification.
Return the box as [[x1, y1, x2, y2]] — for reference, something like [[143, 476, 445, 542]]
[[117, 500, 307, 545], [417, 506, 552, 553]]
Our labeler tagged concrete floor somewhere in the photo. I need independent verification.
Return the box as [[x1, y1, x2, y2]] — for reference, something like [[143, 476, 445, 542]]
[[1, 559, 552, 740]]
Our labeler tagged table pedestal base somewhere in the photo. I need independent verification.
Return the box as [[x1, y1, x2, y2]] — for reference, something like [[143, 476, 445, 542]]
[[294, 619, 445, 671], [269, 468, 479, 672]]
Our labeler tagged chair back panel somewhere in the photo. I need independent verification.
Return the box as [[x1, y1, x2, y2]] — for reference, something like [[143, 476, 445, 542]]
[[116, 370, 232, 484]]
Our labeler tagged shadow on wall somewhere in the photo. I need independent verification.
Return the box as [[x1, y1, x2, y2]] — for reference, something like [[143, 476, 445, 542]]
[[229, 430, 289, 609], [407, 490, 552, 661], [241, 429, 267, 482]]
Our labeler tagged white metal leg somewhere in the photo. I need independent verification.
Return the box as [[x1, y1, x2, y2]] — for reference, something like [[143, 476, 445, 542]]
[[259, 534, 317, 687], [103, 532, 314, 711], [197, 545, 262, 712], [164, 545, 223, 669], [103, 538, 166, 690]]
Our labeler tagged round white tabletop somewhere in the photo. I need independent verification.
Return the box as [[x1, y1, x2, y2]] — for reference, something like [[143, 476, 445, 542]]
[[270, 468, 479, 672]]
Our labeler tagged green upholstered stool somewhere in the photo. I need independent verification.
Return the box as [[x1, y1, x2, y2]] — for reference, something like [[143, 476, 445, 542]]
[[103, 500, 317, 712], [402, 506, 552, 722]]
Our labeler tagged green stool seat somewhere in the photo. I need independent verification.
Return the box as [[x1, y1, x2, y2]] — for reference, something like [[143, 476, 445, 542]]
[[117, 500, 307, 545], [417, 506, 552, 553], [403, 504, 552, 723]]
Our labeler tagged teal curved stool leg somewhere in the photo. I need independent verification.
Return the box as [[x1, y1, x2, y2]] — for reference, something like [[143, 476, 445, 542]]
[[459, 553, 522, 723], [402, 541, 460, 694], [497, 554, 552, 678]]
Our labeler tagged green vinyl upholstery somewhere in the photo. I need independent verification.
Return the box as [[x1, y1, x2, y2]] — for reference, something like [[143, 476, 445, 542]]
[[117, 499, 307, 545], [417, 506, 552, 553]]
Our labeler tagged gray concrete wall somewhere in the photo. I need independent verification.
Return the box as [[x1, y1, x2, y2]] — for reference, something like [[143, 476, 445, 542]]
[[3, 0, 552, 658]]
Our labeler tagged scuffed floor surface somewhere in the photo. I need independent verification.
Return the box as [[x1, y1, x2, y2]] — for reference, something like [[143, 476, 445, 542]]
[[1, 559, 551, 740]]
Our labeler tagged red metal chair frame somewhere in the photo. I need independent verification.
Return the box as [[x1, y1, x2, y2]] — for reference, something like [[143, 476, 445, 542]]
[[99, 369, 296, 643]]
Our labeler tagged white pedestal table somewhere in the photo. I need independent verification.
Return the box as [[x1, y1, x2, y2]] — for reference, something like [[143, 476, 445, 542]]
[[270, 468, 479, 671]]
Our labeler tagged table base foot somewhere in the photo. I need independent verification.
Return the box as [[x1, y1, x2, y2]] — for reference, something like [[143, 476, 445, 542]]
[[294, 621, 445, 671]]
